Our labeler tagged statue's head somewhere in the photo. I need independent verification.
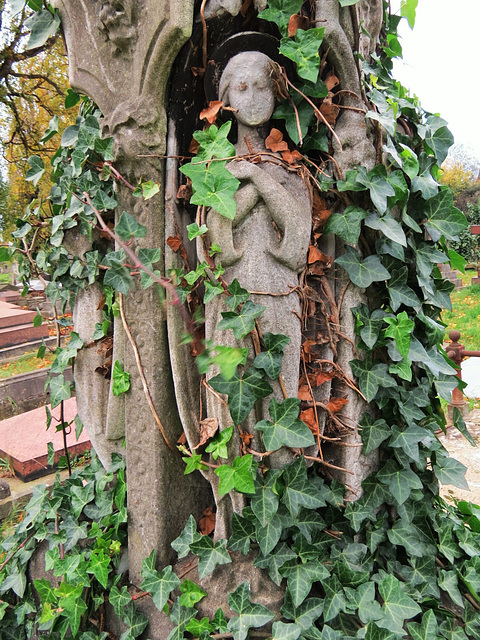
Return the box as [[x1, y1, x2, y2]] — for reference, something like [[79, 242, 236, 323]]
[[219, 51, 275, 127]]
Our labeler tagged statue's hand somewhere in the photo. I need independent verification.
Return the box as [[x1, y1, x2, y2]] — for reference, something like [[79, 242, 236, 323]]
[[227, 160, 259, 181]]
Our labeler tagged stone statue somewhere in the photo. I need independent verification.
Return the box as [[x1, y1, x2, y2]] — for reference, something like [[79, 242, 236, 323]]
[[201, 51, 312, 538]]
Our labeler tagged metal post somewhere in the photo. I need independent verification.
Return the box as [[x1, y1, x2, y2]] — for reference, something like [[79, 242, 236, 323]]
[[446, 330, 468, 419]]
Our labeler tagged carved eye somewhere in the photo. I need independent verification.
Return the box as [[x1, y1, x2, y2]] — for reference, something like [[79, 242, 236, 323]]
[[238, 82, 248, 92]]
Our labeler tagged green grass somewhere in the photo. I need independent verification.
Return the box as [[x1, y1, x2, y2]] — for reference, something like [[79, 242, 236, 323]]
[[443, 270, 480, 351], [0, 349, 55, 379], [0, 273, 12, 284]]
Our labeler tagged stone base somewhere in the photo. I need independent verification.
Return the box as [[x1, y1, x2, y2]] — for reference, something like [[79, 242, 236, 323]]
[[471, 276, 480, 286]]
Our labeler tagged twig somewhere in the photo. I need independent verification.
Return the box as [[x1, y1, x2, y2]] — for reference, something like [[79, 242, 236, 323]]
[[302, 354, 322, 459], [200, 0, 208, 72], [119, 293, 175, 452], [104, 162, 136, 191], [203, 379, 230, 409], [178, 558, 199, 579], [0, 532, 35, 572], [304, 455, 353, 474], [60, 400, 72, 476]]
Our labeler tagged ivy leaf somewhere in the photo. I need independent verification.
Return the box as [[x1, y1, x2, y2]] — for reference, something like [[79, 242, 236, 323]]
[[425, 125, 454, 165], [112, 360, 130, 396], [377, 575, 421, 635], [406, 609, 439, 640], [94, 136, 114, 161], [209, 368, 273, 425], [227, 582, 274, 640], [364, 213, 407, 247], [103, 262, 133, 295], [345, 581, 383, 625], [140, 553, 180, 611], [384, 311, 415, 359], [250, 470, 280, 526], [279, 29, 324, 83], [211, 346, 248, 381], [167, 598, 196, 640], [335, 247, 391, 288], [282, 457, 326, 516], [350, 360, 396, 403], [360, 418, 390, 455], [273, 94, 315, 145], [228, 512, 256, 555], [49, 374, 72, 408], [272, 621, 302, 640], [356, 166, 395, 213], [226, 279, 250, 310], [400, 0, 419, 28], [133, 180, 160, 199], [253, 332, 290, 380], [256, 512, 283, 555], [423, 189, 467, 241], [433, 455, 469, 489], [255, 397, 315, 451], [255, 542, 297, 586], [258, 0, 304, 35], [205, 425, 233, 460], [25, 9, 60, 49], [217, 300, 266, 339], [182, 452, 208, 474], [323, 206, 367, 244], [115, 211, 147, 240], [388, 425, 431, 463], [452, 407, 476, 446], [364, 622, 397, 640], [323, 575, 347, 622], [193, 122, 235, 160], [171, 515, 201, 559], [186, 222, 209, 240], [214, 455, 256, 495], [179, 579, 207, 607], [282, 560, 329, 607], [181, 160, 240, 219], [281, 593, 324, 632], [339, 0, 360, 5], [109, 585, 131, 618], [86, 550, 110, 589], [190, 537, 231, 579], [376, 460, 423, 506], [25, 155, 45, 186]]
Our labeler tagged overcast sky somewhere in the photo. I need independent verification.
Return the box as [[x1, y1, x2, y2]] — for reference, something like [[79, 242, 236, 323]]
[[391, 0, 480, 162]]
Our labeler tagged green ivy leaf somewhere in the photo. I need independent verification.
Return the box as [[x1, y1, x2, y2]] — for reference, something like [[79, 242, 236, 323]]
[[400, 0, 419, 28], [189, 536, 231, 579], [171, 515, 201, 559], [335, 247, 391, 288], [103, 262, 133, 295], [217, 300, 266, 339], [273, 94, 314, 145], [376, 460, 423, 506], [250, 470, 280, 526], [25, 9, 60, 50], [253, 332, 290, 379], [115, 211, 147, 240], [364, 213, 407, 247], [323, 206, 367, 244], [272, 621, 302, 640], [112, 360, 130, 396], [205, 425, 233, 460], [49, 374, 72, 408], [193, 122, 235, 161], [211, 346, 248, 381], [282, 560, 328, 608], [209, 367, 272, 425], [255, 397, 315, 451], [425, 125, 454, 165], [182, 452, 208, 474], [280, 29, 324, 83], [356, 166, 395, 213], [226, 279, 250, 309], [228, 512, 256, 555], [181, 160, 240, 219], [25, 155, 45, 186], [384, 311, 415, 359], [377, 575, 421, 635], [282, 457, 326, 516], [423, 189, 467, 241], [433, 455, 469, 489], [258, 0, 304, 35], [406, 609, 440, 640], [123, 601, 149, 638], [360, 418, 390, 455], [227, 582, 274, 640], [255, 542, 297, 586], [185, 617, 215, 637], [350, 360, 396, 402], [167, 598, 196, 640], [323, 575, 347, 622], [186, 222, 209, 240], [215, 454, 256, 495], [86, 549, 110, 588], [141, 553, 180, 612]]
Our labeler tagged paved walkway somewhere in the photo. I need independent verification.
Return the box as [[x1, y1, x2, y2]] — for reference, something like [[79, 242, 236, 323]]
[[462, 357, 480, 398]]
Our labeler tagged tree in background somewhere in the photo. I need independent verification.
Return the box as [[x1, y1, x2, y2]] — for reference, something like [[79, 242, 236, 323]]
[[0, 1, 75, 239], [441, 144, 480, 212]]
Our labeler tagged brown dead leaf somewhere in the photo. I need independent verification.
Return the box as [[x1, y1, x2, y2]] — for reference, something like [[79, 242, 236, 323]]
[[239, 431, 254, 446], [325, 70, 339, 92], [200, 100, 223, 124], [298, 384, 313, 401], [315, 370, 336, 386], [188, 138, 200, 155], [319, 99, 340, 127], [281, 149, 303, 164], [97, 293, 106, 311], [300, 408, 319, 435], [177, 432, 187, 445], [199, 507, 216, 536], [194, 418, 219, 450], [176, 182, 193, 202], [190, 325, 206, 358], [288, 13, 309, 37], [327, 397, 348, 413], [265, 128, 289, 153], [308, 245, 333, 266], [167, 234, 183, 253], [312, 192, 332, 230], [99, 221, 114, 241]]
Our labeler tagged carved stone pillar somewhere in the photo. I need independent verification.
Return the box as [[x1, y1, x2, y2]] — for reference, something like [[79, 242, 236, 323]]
[[53, 0, 209, 583]]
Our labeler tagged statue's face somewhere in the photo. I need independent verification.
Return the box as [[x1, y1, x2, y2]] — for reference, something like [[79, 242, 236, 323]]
[[221, 52, 275, 127]]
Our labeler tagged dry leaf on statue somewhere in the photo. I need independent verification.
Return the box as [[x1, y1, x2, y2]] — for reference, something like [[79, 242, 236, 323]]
[[199, 507, 216, 535], [200, 101, 224, 124], [325, 70, 339, 91], [327, 397, 348, 413], [281, 149, 303, 164], [265, 128, 289, 152], [288, 13, 309, 37], [194, 418, 219, 449], [300, 408, 319, 434]]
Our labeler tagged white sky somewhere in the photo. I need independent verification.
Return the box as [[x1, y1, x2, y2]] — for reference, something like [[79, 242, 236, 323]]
[[391, 0, 480, 162]]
